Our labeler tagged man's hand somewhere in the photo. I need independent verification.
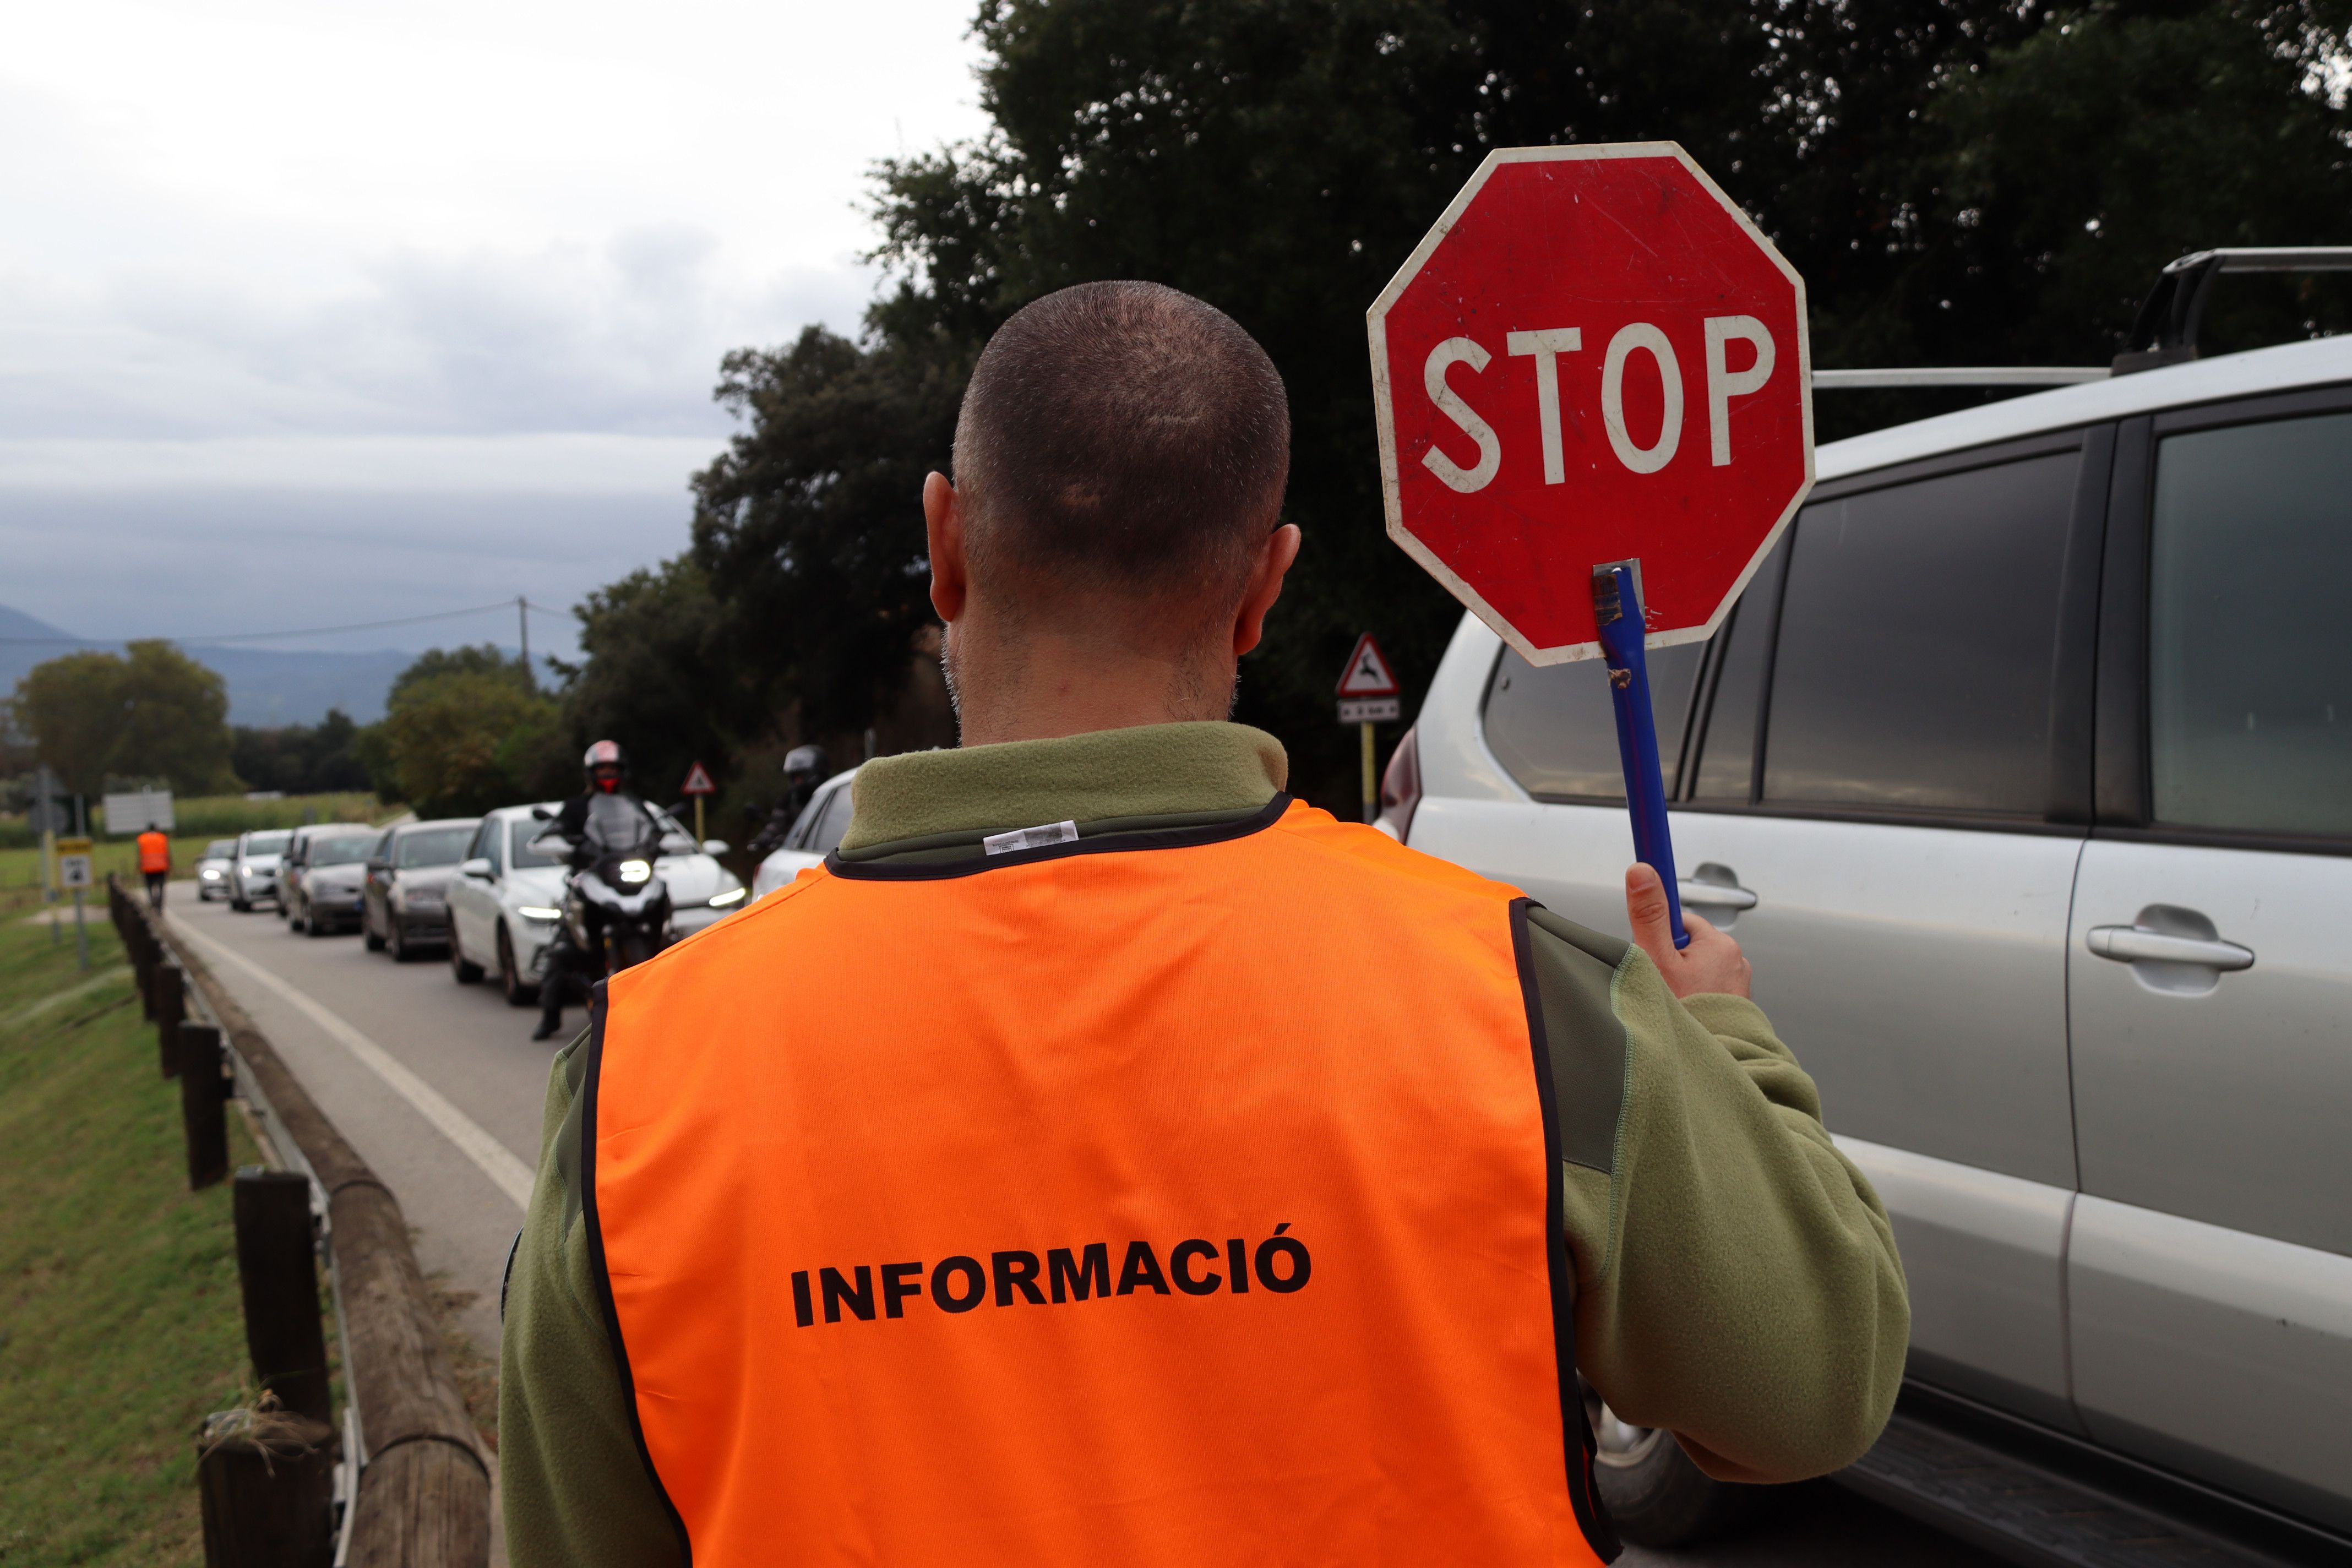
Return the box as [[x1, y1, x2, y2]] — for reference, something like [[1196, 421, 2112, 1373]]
[[1626, 864, 1751, 999]]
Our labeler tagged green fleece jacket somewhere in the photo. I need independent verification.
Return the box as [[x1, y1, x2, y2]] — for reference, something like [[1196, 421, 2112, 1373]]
[[498, 722, 1908, 1566]]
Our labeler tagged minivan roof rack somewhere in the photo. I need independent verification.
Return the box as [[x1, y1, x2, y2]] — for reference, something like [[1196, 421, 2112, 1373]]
[[1810, 367, 2108, 389], [2113, 246, 2352, 375]]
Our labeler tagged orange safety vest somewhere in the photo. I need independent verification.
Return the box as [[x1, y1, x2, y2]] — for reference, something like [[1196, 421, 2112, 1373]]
[[588, 798, 1618, 1565], [137, 831, 170, 874]]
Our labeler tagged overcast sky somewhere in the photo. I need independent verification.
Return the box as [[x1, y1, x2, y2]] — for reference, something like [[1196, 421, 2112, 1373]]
[[1, 0, 989, 661]]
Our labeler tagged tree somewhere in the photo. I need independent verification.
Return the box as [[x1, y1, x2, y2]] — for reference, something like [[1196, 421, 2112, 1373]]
[[231, 709, 374, 796], [388, 644, 536, 706], [12, 641, 238, 797], [558, 557, 755, 807], [371, 648, 570, 816], [688, 328, 967, 741]]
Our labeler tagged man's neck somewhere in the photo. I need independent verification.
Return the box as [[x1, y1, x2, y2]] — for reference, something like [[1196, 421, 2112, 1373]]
[[947, 620, 1231, 748]]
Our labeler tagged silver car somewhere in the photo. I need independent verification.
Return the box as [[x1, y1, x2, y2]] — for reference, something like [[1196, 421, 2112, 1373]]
[[228, 828, 292, 912], [1391, 333, 2352, 1552]]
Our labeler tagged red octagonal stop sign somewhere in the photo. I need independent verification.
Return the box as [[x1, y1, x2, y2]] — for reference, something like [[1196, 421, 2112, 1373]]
[[1368, 142, 1812, 663]]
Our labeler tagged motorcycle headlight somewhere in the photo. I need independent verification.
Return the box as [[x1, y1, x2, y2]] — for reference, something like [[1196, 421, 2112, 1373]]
[[617, 859, 653, 885], [709, 886, 747, 907], [518, 905, 563, 921]]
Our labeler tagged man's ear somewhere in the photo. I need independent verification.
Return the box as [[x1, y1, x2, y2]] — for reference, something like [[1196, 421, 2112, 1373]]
[[1232, 523, 1302, 657], [925, 471, 967, 624]]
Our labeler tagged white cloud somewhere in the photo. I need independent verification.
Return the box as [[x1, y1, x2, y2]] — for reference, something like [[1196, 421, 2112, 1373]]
[[0, 0, 988, 456]]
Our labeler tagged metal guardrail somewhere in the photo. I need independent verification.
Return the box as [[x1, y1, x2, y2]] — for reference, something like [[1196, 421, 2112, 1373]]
[[108, 876, 492, 1568]]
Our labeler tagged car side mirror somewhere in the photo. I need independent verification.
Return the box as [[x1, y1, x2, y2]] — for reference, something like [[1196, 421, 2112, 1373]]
[[701, 839, 730, 856], [459, 857, 493, 880], [530, 806, 555, 821]]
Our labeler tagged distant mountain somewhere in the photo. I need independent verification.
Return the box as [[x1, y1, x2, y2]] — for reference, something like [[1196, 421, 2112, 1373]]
[[0, 603, 428, 726]]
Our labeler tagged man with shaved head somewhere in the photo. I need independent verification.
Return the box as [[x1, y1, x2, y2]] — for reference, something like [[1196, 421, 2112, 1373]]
[[500, 281, 1907, 1568]]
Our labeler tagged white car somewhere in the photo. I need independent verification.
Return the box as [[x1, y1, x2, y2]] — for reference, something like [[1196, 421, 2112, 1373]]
[[751, 767, 861, 899], [194, 839, 237, 901], [447, 801, 747, 1007]]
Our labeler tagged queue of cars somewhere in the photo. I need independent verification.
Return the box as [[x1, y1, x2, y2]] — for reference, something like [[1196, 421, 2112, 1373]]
[[220, 801, 748, 1006]]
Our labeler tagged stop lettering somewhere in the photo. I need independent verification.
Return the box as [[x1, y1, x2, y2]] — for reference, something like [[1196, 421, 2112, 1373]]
[[1367, 141, 1813, 663]]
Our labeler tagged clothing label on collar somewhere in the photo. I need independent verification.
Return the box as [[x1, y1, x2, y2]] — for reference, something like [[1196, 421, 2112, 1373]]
[[982, 820, 1080, 856]]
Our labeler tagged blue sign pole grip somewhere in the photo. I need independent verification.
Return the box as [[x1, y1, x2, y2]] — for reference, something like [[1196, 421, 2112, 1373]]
[[1593, 562, 1689, 950]]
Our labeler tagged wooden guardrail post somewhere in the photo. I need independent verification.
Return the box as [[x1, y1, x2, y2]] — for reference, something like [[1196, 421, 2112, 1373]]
[[197, 1407, 336, 1568], [231, 1170, 333, 1427], [160, 898, 492, 1565], [155, 962, 185, 1078], [179, 1022, 231, 1190]]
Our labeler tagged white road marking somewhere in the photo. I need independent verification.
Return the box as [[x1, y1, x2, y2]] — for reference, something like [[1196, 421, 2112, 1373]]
[[169, 918, 536, 1209]]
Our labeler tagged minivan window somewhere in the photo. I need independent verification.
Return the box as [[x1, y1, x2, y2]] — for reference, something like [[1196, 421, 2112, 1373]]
[[1689, 537, 1792, 802], [1762, 452, 2078, 815], [2149, 410, 2352, 838], [807, 785, 857, 855], [1483, 644, 1705, 801]]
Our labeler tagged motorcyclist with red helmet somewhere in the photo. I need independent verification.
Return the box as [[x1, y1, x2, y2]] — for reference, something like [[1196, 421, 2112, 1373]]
[[533, 741, 661, 1041]]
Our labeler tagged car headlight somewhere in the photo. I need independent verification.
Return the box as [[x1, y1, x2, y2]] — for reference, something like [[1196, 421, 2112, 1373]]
[[617, 859, 652, 885], [518, 906, 563, 921], [709, 886, 747, 907]]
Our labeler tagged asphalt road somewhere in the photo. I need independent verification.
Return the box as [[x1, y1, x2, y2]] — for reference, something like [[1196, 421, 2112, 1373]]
[[166, 885, 2006, 1568], [170, 889, 560, 1354]]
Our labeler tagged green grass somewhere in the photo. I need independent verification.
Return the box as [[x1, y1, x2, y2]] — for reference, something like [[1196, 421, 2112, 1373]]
[[0, 916, 265, 1565]]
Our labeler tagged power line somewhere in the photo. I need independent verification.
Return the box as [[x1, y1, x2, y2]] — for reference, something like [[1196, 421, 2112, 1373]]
[[0, 597, 573, 647]]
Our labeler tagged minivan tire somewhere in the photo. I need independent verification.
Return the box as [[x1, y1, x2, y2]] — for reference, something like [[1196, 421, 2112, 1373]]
[[1587, 1396, 1763, 1547]]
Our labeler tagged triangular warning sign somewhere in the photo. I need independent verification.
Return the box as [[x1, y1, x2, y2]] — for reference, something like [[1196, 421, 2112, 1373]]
[[681, 761, 716, 796], [1336, 633, 1400, 698]]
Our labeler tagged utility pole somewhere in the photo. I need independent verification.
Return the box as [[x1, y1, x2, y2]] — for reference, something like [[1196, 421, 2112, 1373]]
[[518, 595, 532, 689]]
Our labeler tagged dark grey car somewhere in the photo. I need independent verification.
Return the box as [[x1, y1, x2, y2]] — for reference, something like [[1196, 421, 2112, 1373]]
[[282, 823, 382, 937], [362, 818, 480, 961]]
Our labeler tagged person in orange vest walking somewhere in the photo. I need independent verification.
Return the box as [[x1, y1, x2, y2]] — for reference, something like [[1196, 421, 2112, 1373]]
[[500, 282, 1909, 1568], [135, 823, 172, 911]]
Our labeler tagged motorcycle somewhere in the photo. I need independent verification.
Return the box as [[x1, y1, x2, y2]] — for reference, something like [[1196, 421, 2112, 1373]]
[[529, 796, 672, 977]]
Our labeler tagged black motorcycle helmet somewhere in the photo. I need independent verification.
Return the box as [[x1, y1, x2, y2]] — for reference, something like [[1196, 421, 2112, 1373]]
[[783, 744, 830, 787], [583, 739, 629, 794]]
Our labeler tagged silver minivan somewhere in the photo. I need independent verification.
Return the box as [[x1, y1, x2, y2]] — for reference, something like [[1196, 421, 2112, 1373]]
[[1389, 334, 2351, 1552]]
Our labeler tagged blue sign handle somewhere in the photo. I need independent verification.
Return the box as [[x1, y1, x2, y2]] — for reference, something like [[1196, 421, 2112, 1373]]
[[1593, 563, 1689, 950]]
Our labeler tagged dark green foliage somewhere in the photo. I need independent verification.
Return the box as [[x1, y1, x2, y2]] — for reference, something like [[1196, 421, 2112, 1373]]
[[557, 558, 755, 807], [11, 641, 239, 797], [687, 329, 968, 743], [230, 709, 373, 797], [387, 644, 536, 706], [369, 647, 570, 815]]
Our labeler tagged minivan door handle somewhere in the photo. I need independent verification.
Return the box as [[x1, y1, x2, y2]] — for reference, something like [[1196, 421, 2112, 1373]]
[[1678, 863, 1758, 912], [2087, 924, 2254, 971]]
